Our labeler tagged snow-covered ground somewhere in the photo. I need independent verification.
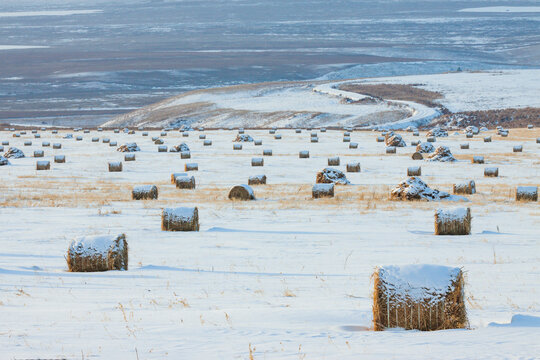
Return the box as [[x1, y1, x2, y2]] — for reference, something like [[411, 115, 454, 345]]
[[1, 128, 539, 359]]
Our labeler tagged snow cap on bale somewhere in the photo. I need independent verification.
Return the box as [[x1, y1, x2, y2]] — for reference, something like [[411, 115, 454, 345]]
[[316, 168, 350, 185], [427, 146, 456, 162], [385, 131, 406, 147], [416, 142, 435, 154], [4, 147, 25, 159], [132, 185, 158, 200], [391, 177, 453, 201], [229, 184, 255, 200], [233, 134, 254, 142], [162, 207, 199, 231], [312, 183, 334, 198], [176, 175, 196, 189], [117, 143, 140, 152], [373, 264, 467, 331], [435, 207, 471, 235], [67, 234, 128, 272]]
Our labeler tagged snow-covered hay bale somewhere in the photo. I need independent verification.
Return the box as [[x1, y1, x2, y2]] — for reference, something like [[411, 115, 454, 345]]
[[157, 145, 168, 152], [484, 167, 499, 177], [263, 149, 272, 156], [248, 174, 266, 185], [34, 134, 41, 139], [53, 143, 62, 149], [536, 138, 540, 144], [154, 138, 164, 144], [0, 156, 10, 166], [321, 128, 327, 133], [238, 128, 244, 134], [299, 150, 309, 158], [203, 139, 212, 146], [310, 137, 319, 143], [160, 131, 167, 136], [109, 141, 117, 147], [516, 186, 538, 202], [328, 156, 340, 166], [312, 183, 334, 198], [162, 207, 199, 231], [385, 132, 406, 147], [234, 134, 253, 142], [376, 136, 384, 143], [36, 160, 50, 170], [182, 132, 189, 137], [295, 129, 302, 133], [233, 143, 242, 150], [274, 134, 282, 140], [181, 151, 191, 159], [410, 140, 420, 146], [484, 136, 491, 143], [427, 146, 456, 162], [229, 184, 255, 200], [472, 156, 484, 164], [316, 168, 350, 185], [416, 142, 435, 153], [386, 146, 396, 154], [269, 129, 276, 134], [24, 141, 32, 146], [343, 136, 350, 143], [349, 142, 358, 149], [113, 129, 120, 134], [466, 133, 473, 139], [1, 141, 8, 145], [427, 128, 448, 137], [407, 166, 421, 176], [346, 162, 361, 172], [76, 136, 83, 141], [528, 124, 534, 129], [372, 264, 466, 331], [411, 152, 423, 160], [33, 150, 44, 158], [142, 131, 148, 136], [254, 140, 262, 146], [108, 162, 122, 172], [184, 163, 198, 171], [117, 143, 140, 152], [67, 234, 128, 272], [171, 172, 188, 184], [413, 131, 419, 136], [466, 126, 479, 135], [42, 141, 50, 147], [54, 155, 65, 163], [453, 180, 475, 195], [251, 157, 264, 166], [426, 136, 436, 143], [132, 185, 158, 200], [435, 207, 471, 235], [5, 148, 25, 160], [390, 177, 451, 201], [513, 145, 523, 153], [176, 175, 196, 189], [92, 137, 99, 142], [124, 153, 136, 161], [460, 143, 469, 149]]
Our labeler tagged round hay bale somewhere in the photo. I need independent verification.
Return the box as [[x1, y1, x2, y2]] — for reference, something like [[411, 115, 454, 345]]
[[343, 136, 350, 143], [228, 184, 255, 200], [157, 145, 168, 152], [176, 175, 196, 189], [171, 172, 188, 183], [24, 141, 32, 146], [76, 136, 83, 141], [98, 128, 103, 132], [460, 143, 469, 149], [321, 128, 327, 133], [274, 134, 282, 140], [410, 140, 420, 146], [435, 207, 471, 235], [536, 137, 540, 144], [52, 130, 58, 134], [254, 140, 262, 146], [92, 137, 99, 142], [184, 163, 198, 171], [1, 141, 8, 145], [386, 146, 396, 154], [33, 150, 44, 158], [346, 162, 361, 172], [299, 150, 309, 158], [0, 145, 3, 152], [426, 137, 436, 143], [312, 183, 334, 198], [53, 143, 62, 149], [310, 131, 317, 137], [295, 129, 302, 133], [311, 137, 319, 143], [269, 129, 276, 134], [466, 133, 473, 138], [182, 132, 189, 137], [42, 141, 50, 147], [31, 130, 37, 134], [472, 156, 484, 164], [114, 129, 120, 134], [251, 157, 264, 166], [124, 153, 136, 161], [199, 134, 206, 139], [248, 174, 266, 185], [109, 141, 117, 147], [484, 167, 499, 177], [12, 133, 20, 138], [34, 134, 41, 139], [54, 155, 65, 163], [484, 136, 491, 142], [203, 139, 212, 146], [453, 180, 475, 195], [527, 124, 534, 129], [349, 142, 358, 149], [513, 145, 523, 152], [162, 207, 199, 231], [142, 132, 149, 136], [102, 138, 110, 143], [516, 186, 538, 201], [233, 143, 242, 150], [328, 156, 340, 166], [238, 128, 245, 134], [263, 149, 272, 156], [36, 160, 50, 170], [373, 264, 466, 331], [132, 185, 158, 200], [181, 151, 191, 159], [411, 152, 423, 160], [67, 234, 128, 272], [160, 131, 167, 136], [83, 129, 90, 134], [108, 161, 123, 172], [413, 131, 419, 136], [407, 166, 421, 176]]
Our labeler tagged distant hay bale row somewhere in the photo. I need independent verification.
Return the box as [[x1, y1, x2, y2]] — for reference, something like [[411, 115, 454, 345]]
[[162, 207, 199, 231], [373, 264, 467, 331], [132, 185, 158, 200], [435, 208, 471, 235], [67, 234, 128, 272]]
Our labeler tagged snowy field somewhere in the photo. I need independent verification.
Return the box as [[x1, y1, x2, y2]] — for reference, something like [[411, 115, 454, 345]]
[[1, 127, 539, 359]]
